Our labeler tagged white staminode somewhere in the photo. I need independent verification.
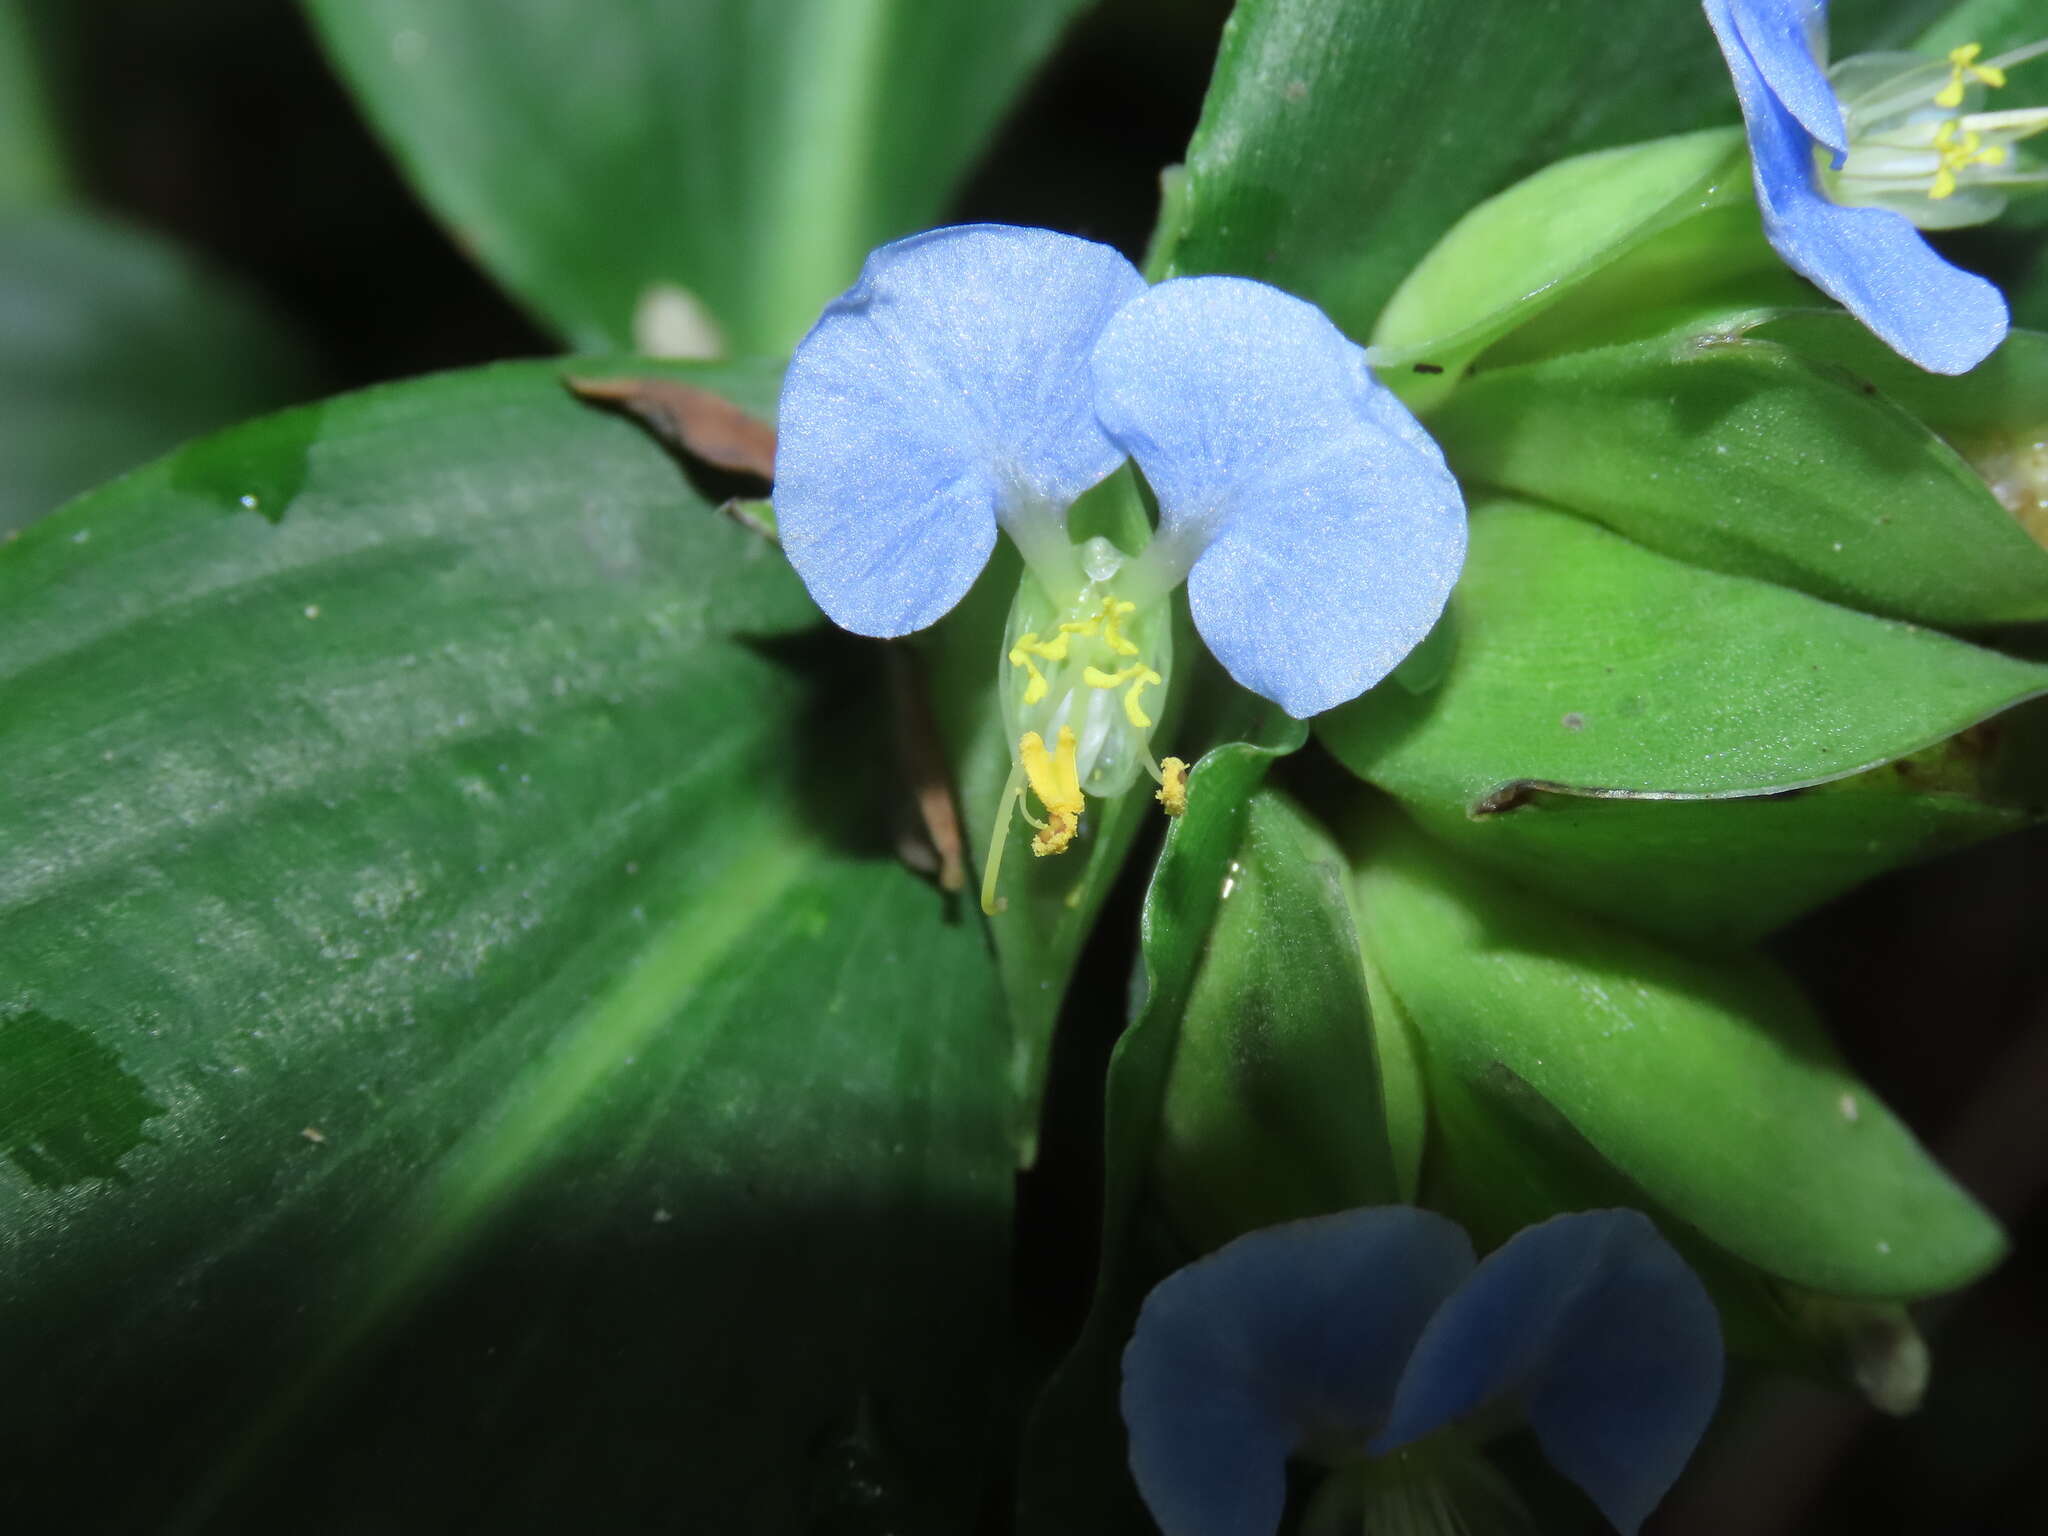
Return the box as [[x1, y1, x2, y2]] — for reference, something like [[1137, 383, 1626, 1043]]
[[1826, 40, 2048, 229]]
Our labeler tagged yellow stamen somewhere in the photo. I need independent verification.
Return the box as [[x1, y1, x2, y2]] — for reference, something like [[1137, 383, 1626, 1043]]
[[1156, 757, 1189, 817], [1936, 43, 2006, 110], [1099, 598, 1140, 657], [1931, 118, 2009, 198], [1019, 726, 1084, 857], [1007, 641, 1050, 705], [1082, 662, 1165, 729]]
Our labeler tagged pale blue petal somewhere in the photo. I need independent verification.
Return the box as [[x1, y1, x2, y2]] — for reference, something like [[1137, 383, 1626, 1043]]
[[1121, 1208, 1474, 1536], [1724, 0, 1846, 159], [1707, 0, 2008, 373], [774, 225, 1145, 636], [1091, 277, 1467, 719], [1373, 1211, 1723, 1536]]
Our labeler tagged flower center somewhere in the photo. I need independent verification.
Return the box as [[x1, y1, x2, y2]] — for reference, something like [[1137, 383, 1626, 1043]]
[[979, 537, 1187, 915]]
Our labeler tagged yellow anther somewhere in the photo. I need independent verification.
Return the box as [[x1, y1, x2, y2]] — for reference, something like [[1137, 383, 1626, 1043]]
[[1019, 726, 1084, 857], [1156, 757, 1188, 817], [1936, 43, 2006, 110], [1931, 118, 2009, 198], [1123, 668, 1162, 729], [1007, 641, 1050, 705], [1099, 598, 1140, 657], [1081, 662, 1165, 728]]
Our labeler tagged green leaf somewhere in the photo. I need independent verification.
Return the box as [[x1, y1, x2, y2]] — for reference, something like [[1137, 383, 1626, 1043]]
[[304, 0, 1090, 356], [1372, 128, 1750, 411], [0, 208, 311, 535], [1154, 789, 1397, 1254], [1017, 715, 1306, 1536], [0, 358, 1012, 1529], [1752, 315, 2048, 435], [1914, 0, 2047, 54], [1425, 323, 2048, 626], [1348, 803, 2006, 1300], [1151, 0, 1751, 330], [1325, 498, 2048, 798], [1320, 500, 2048, 944], [1754, 315, 2048, 548], [0, 0, 66, 205]]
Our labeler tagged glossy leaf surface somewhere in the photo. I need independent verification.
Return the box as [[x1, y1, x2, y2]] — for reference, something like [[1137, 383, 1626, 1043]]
[[306, 0, 1090, 355], [0, 208, 310, 534], [1426, 328, 2048, 626], [1348, 806, 2005, 1300], [0, 358, 1012, 1530]]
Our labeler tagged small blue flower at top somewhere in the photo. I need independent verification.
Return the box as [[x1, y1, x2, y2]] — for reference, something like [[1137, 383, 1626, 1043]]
[[1704, 0, 2048, 374], [1121, 1207, 1724, 1536], [774, 225, 1466, 914]]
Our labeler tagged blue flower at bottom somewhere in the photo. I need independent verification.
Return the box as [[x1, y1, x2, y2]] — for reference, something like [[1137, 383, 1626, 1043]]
[[1703, 0, 2026, 374], [1121, 1208, 1723, 1536]]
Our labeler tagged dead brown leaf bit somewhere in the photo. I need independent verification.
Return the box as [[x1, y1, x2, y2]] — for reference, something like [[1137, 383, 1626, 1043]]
[[565, 375, 778, 480]]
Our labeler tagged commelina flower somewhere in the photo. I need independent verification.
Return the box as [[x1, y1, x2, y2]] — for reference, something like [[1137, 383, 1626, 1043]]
[[1121, 1207, 1724, 1536], [1704, 0, 2048, 374], [774, 225, 1466, 914]]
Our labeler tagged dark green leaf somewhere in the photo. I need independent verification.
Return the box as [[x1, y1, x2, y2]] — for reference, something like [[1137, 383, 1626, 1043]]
[[1348, 803, 2006, 1300], [1425, 324, 2048, 626], [1016, 714, 1306, 1536], [0, 358, 1012, 1530], [305, 0, 1091, 355], [1154, 788, 1397, 1253], [0, 0, 65, 205], [0, 208, 311, 534], [1152, 0, 1750, 330], [1320, 500, 2048, 943]]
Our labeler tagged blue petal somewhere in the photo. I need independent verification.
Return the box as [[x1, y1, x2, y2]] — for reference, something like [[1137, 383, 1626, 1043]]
[[1722, 0, 1846, 160], [1090, 277, 1467, 719], [774, 225, 1145, 636], [1707, 0, 2008, 373], [1120, 1208, 1474, 1536], [1373, 1211, 1723, 1536]]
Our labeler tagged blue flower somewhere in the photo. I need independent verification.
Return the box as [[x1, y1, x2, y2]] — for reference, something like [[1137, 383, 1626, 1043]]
[[1703, 1, 2048, 374], [775, 225, 1465, 912], [1121, 1207, 1724, 1536]]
